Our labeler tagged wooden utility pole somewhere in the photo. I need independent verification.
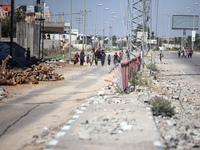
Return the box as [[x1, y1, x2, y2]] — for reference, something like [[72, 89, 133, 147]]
[[10, 0, 14, 66]]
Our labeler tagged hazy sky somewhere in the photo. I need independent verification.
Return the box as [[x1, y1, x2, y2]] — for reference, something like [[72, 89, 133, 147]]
[[1, 0, 200, 38]]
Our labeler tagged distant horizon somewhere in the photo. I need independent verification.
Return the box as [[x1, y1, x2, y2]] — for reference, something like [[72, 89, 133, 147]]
[[1, 0, 200, 39]]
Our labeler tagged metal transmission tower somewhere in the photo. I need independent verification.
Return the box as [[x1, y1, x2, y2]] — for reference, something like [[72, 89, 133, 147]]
[[131, 0, 151, 70]]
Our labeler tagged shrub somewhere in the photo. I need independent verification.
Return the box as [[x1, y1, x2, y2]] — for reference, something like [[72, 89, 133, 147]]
[[130, 73, 151, 87], [149, 96, 175, 117], [147, 63, 157, 72]]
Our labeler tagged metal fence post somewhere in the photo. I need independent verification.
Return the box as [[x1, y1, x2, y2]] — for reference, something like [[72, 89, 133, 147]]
[[119, 63, 124, 92]]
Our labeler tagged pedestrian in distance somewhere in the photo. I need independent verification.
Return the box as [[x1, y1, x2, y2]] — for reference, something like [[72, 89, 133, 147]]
[[159, 51, 164, 63], [178, 50, 181, 58], [74, 52, 79, 65], [101, 53, 105, 66], [89, 50, 95, 66], [125, 50, 130, 61], [119, 52, 122, 63], [182, 50, 185, 58], [95, 56, 98, 66], [187, 50, 190, 58], [189, 48, 193, 58], [86, 54, 89, 64], [80, 50, 85, 66], [113, 53, 119, 65], [107, 54, 111, 65]]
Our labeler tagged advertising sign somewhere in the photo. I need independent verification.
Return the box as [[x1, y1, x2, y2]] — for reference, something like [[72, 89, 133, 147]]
[[172, 15, 199, 30]]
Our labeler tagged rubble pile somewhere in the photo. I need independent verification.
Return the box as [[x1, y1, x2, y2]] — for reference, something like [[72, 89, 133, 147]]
[[123, 64, 200, 149], [151, 77, 200, 150], [0, 55, 64, 86]]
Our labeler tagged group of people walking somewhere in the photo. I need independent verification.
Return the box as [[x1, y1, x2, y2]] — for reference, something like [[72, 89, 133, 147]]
[[73, 49, 129, 66], [178, 49, 193, 58]]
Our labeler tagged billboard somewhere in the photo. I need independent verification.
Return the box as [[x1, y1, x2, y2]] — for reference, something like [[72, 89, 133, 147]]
[[172, 15, 199, 30]]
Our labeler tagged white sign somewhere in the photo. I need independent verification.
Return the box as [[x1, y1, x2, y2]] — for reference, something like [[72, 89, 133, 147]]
[[148, 40, 157, 44], [137, 32, 148, 42], [192, 30, 196, 41]]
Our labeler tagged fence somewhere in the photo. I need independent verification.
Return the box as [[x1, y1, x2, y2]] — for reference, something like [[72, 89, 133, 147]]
[[112, 54, 141, 91]]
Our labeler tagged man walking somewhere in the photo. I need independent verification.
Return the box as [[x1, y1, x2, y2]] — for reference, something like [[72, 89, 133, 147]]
[[89, 50, 95, 66], [80, 49, 85, 66]]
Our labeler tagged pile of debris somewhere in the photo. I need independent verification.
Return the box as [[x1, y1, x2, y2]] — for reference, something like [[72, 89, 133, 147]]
[[0, 55, 64, 86]]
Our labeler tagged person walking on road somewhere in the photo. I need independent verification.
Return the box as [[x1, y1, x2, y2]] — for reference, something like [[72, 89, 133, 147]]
[[187, 50, 190, 58], [125, 50, 130, 61], [80, 50, 85, 66], [178, 50, 181, 58], [113, 53, 119, 65], [107, 54, 111, 65], [182, 50, 185, 58], [95, 56, 98, 66], [189, 48, 193, 58], [101, 53, 105, 66], [74, 52, 79, 65], [89, 50, 95, 66], [159, 51, 164, 63], [86, 54, 89, 64]]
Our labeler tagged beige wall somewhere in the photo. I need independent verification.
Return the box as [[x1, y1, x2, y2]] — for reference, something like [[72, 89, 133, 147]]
[[50, 33, 77, 42]]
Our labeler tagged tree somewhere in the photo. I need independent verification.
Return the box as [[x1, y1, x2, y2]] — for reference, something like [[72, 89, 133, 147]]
[[0, 8, 26, 37], [112, 35, 117, 46]]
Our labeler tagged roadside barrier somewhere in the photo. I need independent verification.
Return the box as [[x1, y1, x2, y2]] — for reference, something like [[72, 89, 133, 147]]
[[119, 54, 141, 91], [109, 54, 141, 91]]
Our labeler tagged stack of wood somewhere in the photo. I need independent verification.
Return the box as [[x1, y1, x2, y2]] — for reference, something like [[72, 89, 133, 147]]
[[0, 55, 64, 86]]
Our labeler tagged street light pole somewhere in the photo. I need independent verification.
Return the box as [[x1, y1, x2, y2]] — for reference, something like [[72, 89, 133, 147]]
[[10, 0, 14, 66], [102, 8, 109, 50], [94, 4, 103, 49], [42, 0, 44, 59], [82, 0, 85, 50], [111, 16, 117, 51], [192, 3, 198, 51], [69, 0, 72, 57], [108, 12, 114, 50]]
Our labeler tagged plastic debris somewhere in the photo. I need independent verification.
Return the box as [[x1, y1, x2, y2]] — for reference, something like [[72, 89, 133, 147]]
[[0, 88, 8, 98]]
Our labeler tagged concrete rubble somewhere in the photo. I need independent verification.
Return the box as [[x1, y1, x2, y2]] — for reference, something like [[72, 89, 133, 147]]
[[146, 64, 200, 150]]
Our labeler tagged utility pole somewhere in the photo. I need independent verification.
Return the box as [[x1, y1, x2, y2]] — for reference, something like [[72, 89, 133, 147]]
[[76, 11, 83, 36], [94, 4, 103, 49], [102, 8, 109, 50], [42, 0, 44, 59], [82, 0, 85, 50], [10, 0, 14, 66], [85, 11, 88, 51], [131, 0, 151, 71], [69, 0, 72, 57]]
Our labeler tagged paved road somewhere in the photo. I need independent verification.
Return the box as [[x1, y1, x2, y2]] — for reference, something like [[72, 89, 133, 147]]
[[0, 59, 117, 150], [162, 51, 200, 84]]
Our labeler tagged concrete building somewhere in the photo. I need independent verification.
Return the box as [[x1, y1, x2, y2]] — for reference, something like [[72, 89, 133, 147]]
[[0, 4, 14, 18]]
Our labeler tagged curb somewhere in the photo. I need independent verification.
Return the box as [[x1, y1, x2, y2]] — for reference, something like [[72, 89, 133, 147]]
[[44, 101, 92, 150], [44, 87, 164, 150]]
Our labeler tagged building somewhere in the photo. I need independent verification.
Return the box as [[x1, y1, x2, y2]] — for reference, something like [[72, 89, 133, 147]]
[[0, 4, 14, 18]]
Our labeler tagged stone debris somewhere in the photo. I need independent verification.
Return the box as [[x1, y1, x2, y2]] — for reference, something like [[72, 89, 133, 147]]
[[78, 131, 91, 140], [149, 63, 200, 150]]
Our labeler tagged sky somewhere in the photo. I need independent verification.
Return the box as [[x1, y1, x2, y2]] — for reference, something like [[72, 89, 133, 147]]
[[1, 0, 200, 38]]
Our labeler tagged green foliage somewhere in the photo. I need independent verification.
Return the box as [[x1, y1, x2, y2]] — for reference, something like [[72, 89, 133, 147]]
[[146, 63, 157, 72], [114, 84, 127, 94], [130, 73, 151, 87], [1, 8, 26, 37], [149, 96, 175, 117]]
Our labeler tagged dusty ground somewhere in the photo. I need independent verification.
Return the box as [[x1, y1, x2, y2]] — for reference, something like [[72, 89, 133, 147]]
[[0, 62, 116, 150]]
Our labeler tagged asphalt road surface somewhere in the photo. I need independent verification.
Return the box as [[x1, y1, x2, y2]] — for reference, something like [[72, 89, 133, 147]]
[[0, 56, 118, 150], [162, 51, 200, 84]]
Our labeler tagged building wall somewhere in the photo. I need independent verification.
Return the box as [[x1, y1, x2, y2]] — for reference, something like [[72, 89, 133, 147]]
[[16, 22, 40, 57], [0, 4, 11, 12], [0, 22, 1, 41], [50, 33, 77, 42], [43, 39, 60, 49]]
